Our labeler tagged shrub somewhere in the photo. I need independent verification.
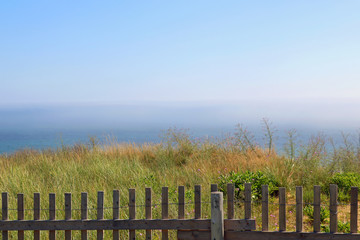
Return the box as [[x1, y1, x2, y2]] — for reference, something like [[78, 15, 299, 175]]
[[303, 205, 329, 224], [323, 172, 360, 201], [218, 170, 279, 201]]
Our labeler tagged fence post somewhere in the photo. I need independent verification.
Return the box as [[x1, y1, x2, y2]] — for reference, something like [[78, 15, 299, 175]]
[[211, 192, 224, 240], [350, 187, 358, 233], [330, 184, 338, 233]]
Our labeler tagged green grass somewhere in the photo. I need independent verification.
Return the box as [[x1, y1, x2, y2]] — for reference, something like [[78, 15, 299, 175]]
[[0, 123, 359, 238]]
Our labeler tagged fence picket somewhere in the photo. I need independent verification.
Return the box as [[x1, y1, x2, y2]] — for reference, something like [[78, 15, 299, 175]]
[[211, 184, 218, 192], [178, 186, 185, 219], [65, 193, 72, 240], [245, 183, 251, 220], [227, 183, 234, 220], [262, 185, 269, 231], [49, 193, 56, 240], [162, 187, 169, 240], [279, 187, 286, 232], [81, 192, 88, 240], [313, 186, 321, 233], [2, 192, 8, 240], [195, 185, 201, 219], [34, 193, 41, 240], [129, 188, 136, 240], [330, 184, 338, 233], [18, 193, 24, 240], [97, 191, 104, 240], [350, 187, 358, 233], [296, 186, 303, 232], [145, 188, 152, 240], [113, 190, 120, 240]]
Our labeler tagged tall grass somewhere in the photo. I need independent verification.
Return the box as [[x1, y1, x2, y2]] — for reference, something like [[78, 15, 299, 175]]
[[0, 123, 359, 238]]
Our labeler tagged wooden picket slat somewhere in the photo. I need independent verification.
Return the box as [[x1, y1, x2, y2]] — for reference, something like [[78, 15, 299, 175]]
[[211, 184, 218, 192], [244, 183, 251, 220], [34, 193, 41, 240], [2, 192, 8, 240], [129, 188, 136, 240], [113, 190, 120, 240], [296, 186, 303, 232], [162, 187, 169, 240], [97, 191, 104, 240], [18, 193, 24, 240], [65, 193, 72, 240], [313, 186, 321, 233], [330, 184, 338, 233], [227, 183, 234, 220], [262, 185, 269, 232], [81, 192, 88, 240], [279, 187, 286, 232], [195, 185, 201, 219], [178, 186, 185, 219], [350, 187, 358, 234], [49, 193, 56, 240], [145, 188, 152, 240]]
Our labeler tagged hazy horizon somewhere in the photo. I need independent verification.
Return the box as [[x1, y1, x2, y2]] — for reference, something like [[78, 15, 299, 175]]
[[1, 1, 359, 153]]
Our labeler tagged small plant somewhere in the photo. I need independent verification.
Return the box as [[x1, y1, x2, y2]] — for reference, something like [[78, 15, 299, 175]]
[[218, 170, 279, 201], [323, 172, 360, 201], [338, 221, 351, 233], [303, 205, 329, 224]]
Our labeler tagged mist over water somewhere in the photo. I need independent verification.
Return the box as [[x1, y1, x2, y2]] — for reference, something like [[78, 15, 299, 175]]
[[0, 102, 359, 154]]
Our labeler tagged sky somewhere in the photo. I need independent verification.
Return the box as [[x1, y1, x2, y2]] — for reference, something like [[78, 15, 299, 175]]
[[1, 1, 360, 129]]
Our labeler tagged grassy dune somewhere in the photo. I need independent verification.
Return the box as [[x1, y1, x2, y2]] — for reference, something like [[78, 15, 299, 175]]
[[0, 123, 360, 238]]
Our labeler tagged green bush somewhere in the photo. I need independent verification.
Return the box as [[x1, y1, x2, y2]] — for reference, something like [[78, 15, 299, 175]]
[[323, 172, 360, 201], [303, 205, 329, 223], [338, 221, 351, 233], [218, 170, 279, 201]]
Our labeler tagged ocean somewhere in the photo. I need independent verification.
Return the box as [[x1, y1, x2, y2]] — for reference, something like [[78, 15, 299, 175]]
[[0, 126, 358, 155]]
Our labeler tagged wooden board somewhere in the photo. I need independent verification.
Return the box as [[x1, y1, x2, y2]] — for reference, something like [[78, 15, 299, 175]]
[[0, 219, 255, 231], [178, 231, 360, 240]]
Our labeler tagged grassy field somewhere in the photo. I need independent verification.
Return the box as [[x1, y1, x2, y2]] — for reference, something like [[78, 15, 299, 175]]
[[0, 122, 359, 238]]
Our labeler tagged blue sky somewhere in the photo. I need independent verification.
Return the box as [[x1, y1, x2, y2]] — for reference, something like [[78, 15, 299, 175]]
[[1, 1, 360, 129]]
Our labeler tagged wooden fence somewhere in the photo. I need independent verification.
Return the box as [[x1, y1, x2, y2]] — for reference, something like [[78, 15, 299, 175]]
[[0, 183, 360, 240]]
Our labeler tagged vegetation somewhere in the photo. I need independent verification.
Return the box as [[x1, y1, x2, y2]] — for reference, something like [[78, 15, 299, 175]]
[[0, 121, 360, 238]]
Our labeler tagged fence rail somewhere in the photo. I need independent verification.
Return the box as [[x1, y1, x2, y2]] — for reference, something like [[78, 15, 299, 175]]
[[0, 184, 359, 240]]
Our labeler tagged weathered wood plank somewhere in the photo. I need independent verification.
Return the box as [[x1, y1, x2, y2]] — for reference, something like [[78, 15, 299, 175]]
[[0, 219, 255, 231], [245, 183, 251, 220], [97, 191, 104, 240], [313, 186, 321, 233], [211, 192, 224, 240], [65, 193, 72, 240], [296, 186, 303, 232], [2, 192, 8, 240], [34, 192, 41, 240], [262, 185, 269, 232], [227, 183, 234, 220], [330, 184, 338, 233], [279, 187, 286, 232], [162, 187, 169, 240], [113, 190, 120, 240], [178, 186, 185, 219], [195, 185, 201, 219], [179, 231, 360, 240], [18, 193, 24, 240], [129, 188, 136, 240], [225, 231, 360, 240], [211, 184, 218, 192], [145, 188, 152, 240], [81, 192, 88, 240], [49, 193, 56, 240], [350, 187, 358, 234]]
